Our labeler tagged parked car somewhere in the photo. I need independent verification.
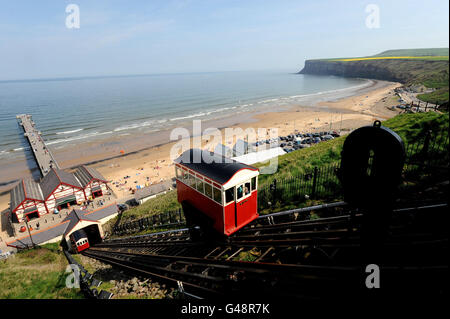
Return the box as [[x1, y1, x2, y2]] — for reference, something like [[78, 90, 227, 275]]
[[117, 204, 128, 212], [312, 137, 321, 144], [321, 134, 334, 141], [331, 131, 340, 137], [125, 198, 139, 207]]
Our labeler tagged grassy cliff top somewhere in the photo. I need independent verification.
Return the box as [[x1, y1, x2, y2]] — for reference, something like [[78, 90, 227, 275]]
[[313, 48, 449, 61], [374, 48, 449, 57]]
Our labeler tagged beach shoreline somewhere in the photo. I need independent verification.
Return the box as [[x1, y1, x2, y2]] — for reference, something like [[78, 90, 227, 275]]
[[0, 79, 402, 210]]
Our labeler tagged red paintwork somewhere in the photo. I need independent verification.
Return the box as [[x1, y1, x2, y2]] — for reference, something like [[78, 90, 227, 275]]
[[25, 210, 39, 222], [177, 180, 225, 233], [77, 241, 90, 252], [223, 190, 258, 235], [176, 179, 259, 236]]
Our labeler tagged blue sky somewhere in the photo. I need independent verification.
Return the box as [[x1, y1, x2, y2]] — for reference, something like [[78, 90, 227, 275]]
[[0, 0, 448, 80]]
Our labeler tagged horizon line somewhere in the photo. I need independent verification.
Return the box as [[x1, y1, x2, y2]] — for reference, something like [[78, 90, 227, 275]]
[[0, 68, 301, 84]]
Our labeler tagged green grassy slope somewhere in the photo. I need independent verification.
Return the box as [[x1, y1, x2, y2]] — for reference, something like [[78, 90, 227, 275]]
[[417, 87, 449, 104], [0, 243, 83, 298], [105, 190, 181, 226], [374, 48, 449, 57], [257, 112, 448, 184]]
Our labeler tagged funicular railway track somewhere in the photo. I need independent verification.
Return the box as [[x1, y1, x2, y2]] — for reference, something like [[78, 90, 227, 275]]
[[83, 201, 448, 298]]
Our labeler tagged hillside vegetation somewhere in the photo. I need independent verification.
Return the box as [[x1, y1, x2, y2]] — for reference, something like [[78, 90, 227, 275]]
[[300, 48, 449, 104], [257, 112, 448, 184], [373, 48, 449, 57], [0, 243, 83, 298]]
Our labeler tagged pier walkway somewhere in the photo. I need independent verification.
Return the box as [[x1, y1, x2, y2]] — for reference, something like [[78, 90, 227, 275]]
[[16, 114, 59, 176]]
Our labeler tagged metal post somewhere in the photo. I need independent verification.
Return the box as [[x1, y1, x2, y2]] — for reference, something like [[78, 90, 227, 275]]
[[270, 179, 277, 208], [24, 218, 35, 248], [311, 167, 318, 198], [419, 130, 432, 169]]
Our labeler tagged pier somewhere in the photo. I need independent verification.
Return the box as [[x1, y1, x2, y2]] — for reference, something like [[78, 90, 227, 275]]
[[16, 114, 59, 176]]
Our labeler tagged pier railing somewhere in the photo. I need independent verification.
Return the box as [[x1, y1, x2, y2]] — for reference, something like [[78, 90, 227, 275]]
[[16, 114, 59, 176]]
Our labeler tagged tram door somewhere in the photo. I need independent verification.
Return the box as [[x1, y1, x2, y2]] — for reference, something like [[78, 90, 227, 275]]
[[234, 181, 252, 227]]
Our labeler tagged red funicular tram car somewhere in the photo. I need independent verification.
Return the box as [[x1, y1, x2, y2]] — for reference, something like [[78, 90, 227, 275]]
[[175, 149, 259, 236], [70, 229, 90, 253]]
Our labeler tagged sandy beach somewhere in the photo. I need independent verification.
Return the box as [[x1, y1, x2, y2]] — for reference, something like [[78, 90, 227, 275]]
[[0, 80, 402, 211]]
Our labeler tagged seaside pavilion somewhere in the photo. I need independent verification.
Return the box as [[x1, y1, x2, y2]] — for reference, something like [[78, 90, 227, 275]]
[[9, 166, 110, 223]]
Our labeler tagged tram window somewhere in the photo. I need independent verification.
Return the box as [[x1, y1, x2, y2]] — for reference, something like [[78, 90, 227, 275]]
[[204, 183, 212, 198], [175, 167, 180, 179], [244, 182, 251, 195], [180, 170, 187, 182], [237, 185, 244, 199], [225, 188, 234, 203], [213, 187, 222, 204], [251, 177, 257, 191], [188, 173, 195, 187], [196, 179, 204, 193]]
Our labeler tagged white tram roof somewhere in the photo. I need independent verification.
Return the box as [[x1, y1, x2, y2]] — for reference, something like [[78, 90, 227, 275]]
[[175, 149, 259, 187]]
